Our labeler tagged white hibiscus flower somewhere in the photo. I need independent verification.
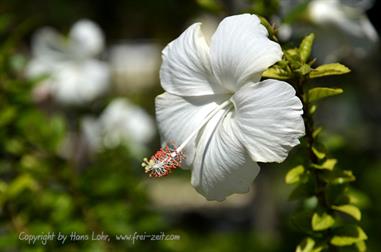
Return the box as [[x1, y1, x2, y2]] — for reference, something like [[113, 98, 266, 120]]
[[142, 14, 305, 201], [26, 19, 110, 105], [82, 98, 155, 156]]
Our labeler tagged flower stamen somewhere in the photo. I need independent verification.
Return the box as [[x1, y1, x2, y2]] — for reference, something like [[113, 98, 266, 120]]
[[142, 144, 184, 177], [143, 99, 232, 178]]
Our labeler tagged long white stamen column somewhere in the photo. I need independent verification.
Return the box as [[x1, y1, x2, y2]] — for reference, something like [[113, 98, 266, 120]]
[[143, 99, 232, 177]]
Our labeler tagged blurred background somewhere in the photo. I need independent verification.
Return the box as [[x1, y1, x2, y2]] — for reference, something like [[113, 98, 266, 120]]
[[0, 0, 380, 251]]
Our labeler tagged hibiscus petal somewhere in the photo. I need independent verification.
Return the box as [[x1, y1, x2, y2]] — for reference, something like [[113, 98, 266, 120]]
[[100, 99, 155, 148], [191, 109, 260, 201], [160, 23, 228, 96], [31, 28, 68, 63], [69, 19, 104, 58], [155, 92, 228, 167], [52, 60, 110, 105], [232, 80, 305, 163], [25, 58, 53, 78], [209, 14, 283, 92]]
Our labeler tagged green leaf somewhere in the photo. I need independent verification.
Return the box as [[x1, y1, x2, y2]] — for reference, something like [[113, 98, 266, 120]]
[[332, 205, 361, 221], [285, 165, 305, 184], [309, 63, 350, 78], [286, 48, 299, 57], [296, 237, 315, 252], [312, 127, 322, 138], [308, 88, 343, 102], [6, 174, 39, 199], [330, 225, 367, 246], [312, 146, 326, 160], [357, 227, 367, 240], [296, 64, 312, 75], [262, 66, 291, 80], [312, 245, 326, 252], [312, 212, 335, 231], [356, 240, 367, 252], [311, 159, 337, 171], [320, 169, 356, 185], [20, 155, 41, 170], [299, 33, 315, 63], [332, 170, 356, 184], [0, 106, 16, 127], [347, 189, 370, 208], [5, 138, 24, 154], [309, 104, 317, 114], [285, 48, 302, 69]]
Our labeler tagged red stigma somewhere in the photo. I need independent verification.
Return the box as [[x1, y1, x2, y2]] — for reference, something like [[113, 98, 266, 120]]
[[142, 143, 185, 177]]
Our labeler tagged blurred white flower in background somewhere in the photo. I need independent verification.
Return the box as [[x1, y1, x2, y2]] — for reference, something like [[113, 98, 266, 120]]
[[82, 98, 155, 156], [26, 19, 110, 105], [279, 0, 378, 62], [109, 42, 161, 94]]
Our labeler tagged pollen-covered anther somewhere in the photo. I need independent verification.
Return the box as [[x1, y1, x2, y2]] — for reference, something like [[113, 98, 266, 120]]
[[142, 144, 185, 177]]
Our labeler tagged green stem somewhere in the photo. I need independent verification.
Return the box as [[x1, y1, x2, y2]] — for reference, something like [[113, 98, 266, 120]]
[[294, 76, 337, 251], [295, 77, 324, 202]]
